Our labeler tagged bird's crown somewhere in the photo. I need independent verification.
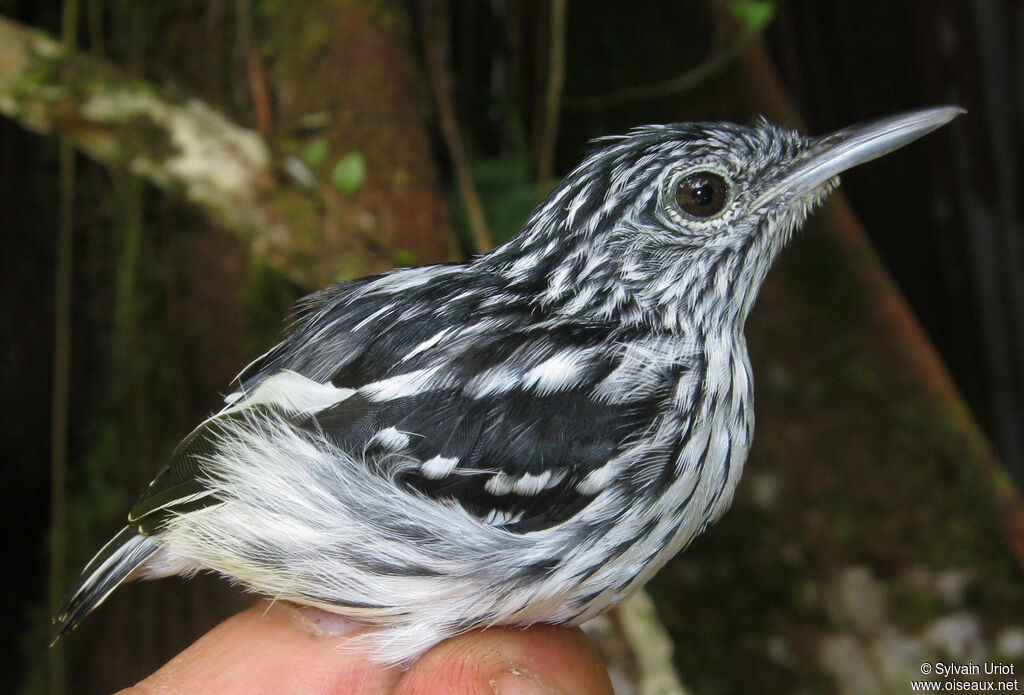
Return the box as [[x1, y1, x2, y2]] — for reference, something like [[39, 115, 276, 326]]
[[483, 118, 826, 331]]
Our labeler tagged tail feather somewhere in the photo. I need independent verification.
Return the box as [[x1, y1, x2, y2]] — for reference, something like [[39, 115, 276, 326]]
[[52, 527, 158, 643]]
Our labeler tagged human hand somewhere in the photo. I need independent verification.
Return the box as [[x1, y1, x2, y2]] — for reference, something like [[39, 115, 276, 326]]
[[118, 601, 614, 694]]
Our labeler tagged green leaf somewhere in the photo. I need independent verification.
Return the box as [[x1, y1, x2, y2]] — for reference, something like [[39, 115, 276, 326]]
[[331, 151, 367, 194], [393, 248, 417, 267], [302, 139, 330, 167], [728, 0, 775, 32]]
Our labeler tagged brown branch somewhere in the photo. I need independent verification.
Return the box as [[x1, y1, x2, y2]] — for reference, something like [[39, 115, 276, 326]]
[[563, 30, 750, 112], [237, 0, 272, 137], [49, 2, 79, 691], [535, 0, 567, 181], [416, 0, 492, 253], [245, 48, 273, 137]]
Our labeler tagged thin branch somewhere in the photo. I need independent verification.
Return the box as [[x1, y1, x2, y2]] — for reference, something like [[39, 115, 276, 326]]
[[616, 591, 692, 695], [416, 0, 492, 253], [49, 1, 79, 692], [563, 31, 752, 112], [237, 0, 272, 136], [535, 0, 567, 181], [87, 0, 104, 56], [49, 128, 72, 695], [246, 48, 273, 136]]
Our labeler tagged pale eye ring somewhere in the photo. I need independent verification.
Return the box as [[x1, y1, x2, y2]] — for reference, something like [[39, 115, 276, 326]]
[[672, 171, 730, 219]]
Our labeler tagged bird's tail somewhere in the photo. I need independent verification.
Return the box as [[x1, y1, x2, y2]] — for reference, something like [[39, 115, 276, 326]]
[[52, 526, 158, 643]]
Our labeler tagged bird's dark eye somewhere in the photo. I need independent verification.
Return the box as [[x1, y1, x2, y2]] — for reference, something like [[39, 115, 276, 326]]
[[674, 172, 729, 218]]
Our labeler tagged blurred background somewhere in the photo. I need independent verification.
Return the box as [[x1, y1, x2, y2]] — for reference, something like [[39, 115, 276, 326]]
[[1, 1, 1021, 693]]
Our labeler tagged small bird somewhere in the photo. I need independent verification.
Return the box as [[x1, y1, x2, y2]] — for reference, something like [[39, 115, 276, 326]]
[[54, 106, 962, 663]]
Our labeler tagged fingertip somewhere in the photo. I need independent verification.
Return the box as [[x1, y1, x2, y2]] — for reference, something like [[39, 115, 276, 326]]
[[395, 624, 613, 695], [128, 602, 401, 695]]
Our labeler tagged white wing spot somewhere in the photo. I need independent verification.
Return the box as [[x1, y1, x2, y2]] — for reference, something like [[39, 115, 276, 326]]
[[465, 366, 520, 398], [577, 461, 617, 495], [370, 427, 410, 451], [512, 471, 552, 496], [484, 472, 515, 496], [222, 371, 354, 416], [523, 351, 584, 395], [420, 455, 459, 479], [361, 367, 442, 401]]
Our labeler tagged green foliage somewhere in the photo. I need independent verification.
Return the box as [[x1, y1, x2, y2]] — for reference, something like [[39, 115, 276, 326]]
[[256, 0, 332, 58], [728, 0, 776, 32], [392, 248, 417, 267], [243, 254, 301, 359], [302, 138, 330, 167], [331, 151, 367, 194], [16, 602, 59, 695], [454, 153, 552, 247]]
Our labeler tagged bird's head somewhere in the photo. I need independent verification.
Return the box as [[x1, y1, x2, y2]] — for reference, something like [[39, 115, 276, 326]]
[[486, 107, 962, 332]]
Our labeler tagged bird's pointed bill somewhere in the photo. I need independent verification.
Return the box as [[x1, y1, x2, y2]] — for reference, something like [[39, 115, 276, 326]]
[[751, 106, 965, 211]]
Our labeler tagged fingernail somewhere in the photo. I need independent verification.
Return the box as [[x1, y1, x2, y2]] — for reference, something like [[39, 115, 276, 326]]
[[490, 666, 559, 695], [273, 602, 364, 637]]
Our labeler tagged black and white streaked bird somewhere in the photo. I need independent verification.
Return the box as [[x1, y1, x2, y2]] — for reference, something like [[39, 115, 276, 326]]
[[55, 106, 962, 663]]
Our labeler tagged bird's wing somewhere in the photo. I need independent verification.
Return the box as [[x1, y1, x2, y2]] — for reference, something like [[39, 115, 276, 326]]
[[128, 263, 691, 535], [301, 314, 692, 533], [306, 376, 665, 533]]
